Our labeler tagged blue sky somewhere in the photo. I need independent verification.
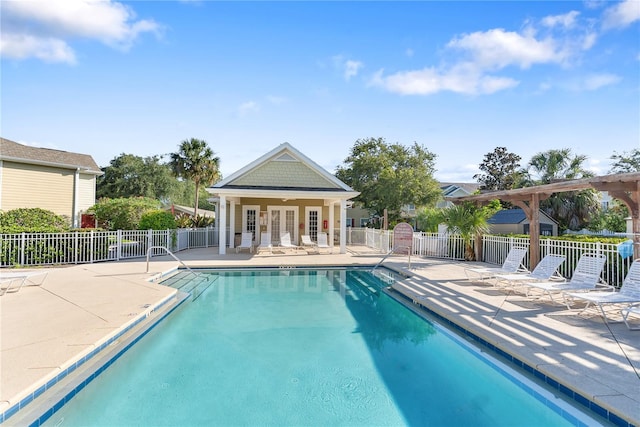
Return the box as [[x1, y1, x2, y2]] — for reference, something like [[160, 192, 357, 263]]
[[1, 1, 639, 182]]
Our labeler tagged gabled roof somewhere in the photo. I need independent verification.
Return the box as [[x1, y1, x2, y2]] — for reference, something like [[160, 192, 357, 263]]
[[0, 137, 102, 174], [488, 208, 557, 225], [440, 182, 479, 197]]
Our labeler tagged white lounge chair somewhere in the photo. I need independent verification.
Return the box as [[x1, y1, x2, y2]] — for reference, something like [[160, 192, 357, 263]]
[[565, 258, 640, 320], [464, 247, 529, 282], [317, 232, 332, 253], [279, 232, 300, 252], [300, 235, 318, 252], [0, 270, 49, 296], [524, 253, 611, 304], [236, 232, 254, 253], [257, 232, 273, 254], [493, 254, 566, 288], [621, 304, 640, 330]]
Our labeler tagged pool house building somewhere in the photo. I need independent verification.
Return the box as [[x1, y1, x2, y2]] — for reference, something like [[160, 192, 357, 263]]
[[207, 143, 359, 254]]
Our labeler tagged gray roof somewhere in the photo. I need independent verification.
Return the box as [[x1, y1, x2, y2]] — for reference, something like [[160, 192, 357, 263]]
[[488, 208, 558, 225], [0, 137, 102, 174], [440, 182, 480, 196]]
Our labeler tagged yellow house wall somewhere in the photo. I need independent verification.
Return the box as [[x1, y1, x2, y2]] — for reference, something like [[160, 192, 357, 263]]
[[1, 162, 74, 219], [232, 198, 340, 232], [77, 173, 96, 212]]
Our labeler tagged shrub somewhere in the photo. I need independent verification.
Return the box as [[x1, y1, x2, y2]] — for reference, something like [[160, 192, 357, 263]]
[[0, 208, 70, 233], [139, 210, 177, 230], [88, 197, 160, 231]]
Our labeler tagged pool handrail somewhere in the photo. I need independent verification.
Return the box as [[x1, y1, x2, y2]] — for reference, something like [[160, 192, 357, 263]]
[[372, 246, 411, 272], [146, 246, 199, 277]]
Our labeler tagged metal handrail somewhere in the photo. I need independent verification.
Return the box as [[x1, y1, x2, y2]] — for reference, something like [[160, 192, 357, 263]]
[[372, 246, 411, 272], [146, 246, 199, 277]]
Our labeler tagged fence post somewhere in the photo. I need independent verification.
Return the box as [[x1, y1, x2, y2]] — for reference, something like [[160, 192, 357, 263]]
[[117, 229, 122, 260], [90, 230, 94, 264], [74, 231, 79, 264], [20, 232, 25, 266]]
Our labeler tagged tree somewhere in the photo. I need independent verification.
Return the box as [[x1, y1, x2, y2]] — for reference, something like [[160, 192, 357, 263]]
[[415, 207, 443, 232], [587, 202, 628, 233], [474, 147, 523, 191], [523, 148, 598, 231], [170, 138, 221, 218], [97, 154, 176, 200], [440, 200, 501, 261], [88, 197, 161, 230], [610, 149, 640, 173], [335, 138, 441, 224]]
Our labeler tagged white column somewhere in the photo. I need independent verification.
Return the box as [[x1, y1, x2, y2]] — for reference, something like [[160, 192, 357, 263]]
[[328, 201, 335, 249], [340, 199, 347, 254], [219, 195, 227, 255], [229, 201, 236, 249]]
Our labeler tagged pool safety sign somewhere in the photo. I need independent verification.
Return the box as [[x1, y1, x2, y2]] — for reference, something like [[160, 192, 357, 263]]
[[393, 222, 413, 255]]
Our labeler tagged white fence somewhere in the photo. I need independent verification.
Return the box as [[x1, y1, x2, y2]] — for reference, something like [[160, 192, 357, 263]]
[[1, 226, 635, 287], [348, 227, 635, 287]]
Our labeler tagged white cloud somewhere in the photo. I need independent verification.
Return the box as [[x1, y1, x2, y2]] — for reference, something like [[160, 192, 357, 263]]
[[602, 0, 640, 30], [332, 55, 364, 80], [541, 11, 580, 29], [582, 73, 622, 90], [447, 28, 567, 69], [0, 0, 161, 63], [238, 101, 260, 116], [266, 96, 287, 105], [0, 33, 76, 64]]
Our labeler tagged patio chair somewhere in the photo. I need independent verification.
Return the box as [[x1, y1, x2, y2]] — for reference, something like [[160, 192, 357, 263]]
[[565, 258, 640, 320], [621, 304, 640, 330], [300, 235, 318, 252], [493, 254, 566, 288], [523, 253, 611, 304], [257, 232, 273, 254], [236, 232, 254, 253], [0, 270, 49, 296], [464, 247, 529, 282], [279, 232, 300, 252], [317, 232, 332, 253]]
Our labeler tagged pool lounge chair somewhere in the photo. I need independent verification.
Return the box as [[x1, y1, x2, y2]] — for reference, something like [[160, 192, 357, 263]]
[[300, 235, 318, 252], [317, 232, 332, 253], [493, 254, 566, 289], [257, 232, 273, 254], [464, 246, 529, 282], [622, 304, 640, 330], [523, 253, 611, 305], [236, 232, 254, 253], [279, 232, 300, 252], [0, 270, 49, 296], [565, 258, 640, 321]]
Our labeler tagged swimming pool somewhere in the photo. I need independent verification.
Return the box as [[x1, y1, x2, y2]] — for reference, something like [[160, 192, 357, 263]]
[[41, 268, 602, 426]]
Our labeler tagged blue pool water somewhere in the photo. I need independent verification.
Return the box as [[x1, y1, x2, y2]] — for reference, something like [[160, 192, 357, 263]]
[[44, 268, 599, 426]]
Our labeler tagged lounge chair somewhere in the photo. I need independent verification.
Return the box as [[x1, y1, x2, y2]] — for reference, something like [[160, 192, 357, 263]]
[[493, 254, 566, 288], [279, 232, 300, 252], [257, 232, 273, 254], [300, 235, 318, 252], [317, 232, 332, 253], [523, 253, 611, 304], [236, 232, 254, 253], [464, 247, 529, 282], [621, 304, 640, 330], [0, 270, 49, 296], [565, 258, 640, 320]]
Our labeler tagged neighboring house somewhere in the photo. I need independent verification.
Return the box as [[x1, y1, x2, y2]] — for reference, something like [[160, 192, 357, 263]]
[[170, 204, 215, 219], [0, 137, 103, 228], [207, 143, 359, 254], [487, 208, 558, 236], [437, 183, 480, 208]]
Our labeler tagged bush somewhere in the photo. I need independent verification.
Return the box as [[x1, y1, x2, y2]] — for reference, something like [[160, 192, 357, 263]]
[[0, 208, 70, 233], [139, 210, 177, 230], [88, 197, 160, 231]]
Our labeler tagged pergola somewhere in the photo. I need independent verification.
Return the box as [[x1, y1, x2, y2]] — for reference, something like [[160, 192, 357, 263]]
[[447, 172, 640, 268]]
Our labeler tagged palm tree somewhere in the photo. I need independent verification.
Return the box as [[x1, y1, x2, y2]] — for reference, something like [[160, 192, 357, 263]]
[[170, 138, 220, 218], [440, 201, 499, 261], [523, 148, 598, 231]]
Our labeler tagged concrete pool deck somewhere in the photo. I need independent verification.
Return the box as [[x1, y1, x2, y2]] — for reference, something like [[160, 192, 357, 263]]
[[1, 247, 639, 426]]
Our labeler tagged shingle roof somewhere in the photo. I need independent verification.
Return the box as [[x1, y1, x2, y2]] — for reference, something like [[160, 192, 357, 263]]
[[0, 137, 102, 174], [488, 209, 527, 224]]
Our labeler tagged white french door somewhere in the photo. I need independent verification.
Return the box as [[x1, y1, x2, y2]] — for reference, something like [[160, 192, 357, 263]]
[[267, 206, 298, 245], [305, 206, 322, 241], [242, 205, 259, 242]]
